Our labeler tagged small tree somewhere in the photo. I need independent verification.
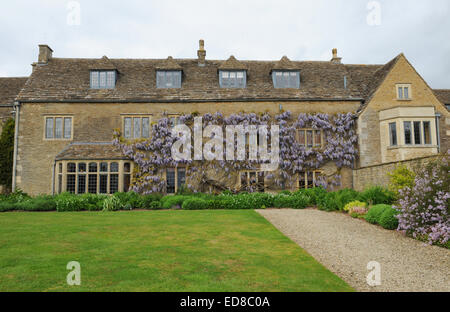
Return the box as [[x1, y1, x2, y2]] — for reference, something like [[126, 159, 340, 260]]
[[387, 164, 415, 198], [0, 118, 15, 192]]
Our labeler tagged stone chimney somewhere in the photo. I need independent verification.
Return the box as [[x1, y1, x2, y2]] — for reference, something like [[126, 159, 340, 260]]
[[330, 48, 342, 64], [197, 39, 206, 66], [38, 44, 53, 63]]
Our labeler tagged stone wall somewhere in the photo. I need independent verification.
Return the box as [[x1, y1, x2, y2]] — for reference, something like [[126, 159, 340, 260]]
[[352, 155, 440, 191], [16, 100, 360, 195]]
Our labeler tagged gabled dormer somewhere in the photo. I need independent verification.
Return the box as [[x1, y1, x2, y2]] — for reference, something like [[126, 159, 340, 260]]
[[156, 56, 183, 89], [271, 56, 300, 89], [89, 56, 118, 89], [218, 56, 247, 88]]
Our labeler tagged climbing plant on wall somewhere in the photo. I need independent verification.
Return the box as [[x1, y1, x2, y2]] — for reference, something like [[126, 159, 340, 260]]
[[113, 111, 358, 194]]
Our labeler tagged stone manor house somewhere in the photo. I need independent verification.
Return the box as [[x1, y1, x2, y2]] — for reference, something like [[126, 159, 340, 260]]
[[0, 41, 449, 196]]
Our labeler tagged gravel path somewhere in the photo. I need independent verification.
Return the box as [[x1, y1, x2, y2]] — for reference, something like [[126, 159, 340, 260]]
[[257, 208, 450, 292]]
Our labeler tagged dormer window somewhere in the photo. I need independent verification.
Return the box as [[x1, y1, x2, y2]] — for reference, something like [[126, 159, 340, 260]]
[[397, 84, 411, 100], [90, 70, 116, 89], [272, 70, 300, 89], [156, 70, 182, 89], [219, 70, 246, 88]]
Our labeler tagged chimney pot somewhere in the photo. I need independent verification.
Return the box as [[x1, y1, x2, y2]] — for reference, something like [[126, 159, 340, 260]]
[[38, 44, 53, 63], [197, 39, 206, 66]]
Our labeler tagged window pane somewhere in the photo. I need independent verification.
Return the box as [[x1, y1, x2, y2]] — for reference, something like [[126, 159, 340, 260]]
[[398, 87, 403, 99], [110, 162, 119, 172], [165, 71, 173, 87], [298, 130, 305, 147], [413, 121, 421, 145], [404, 121, 412, 144], [166, 168, 175, 194], [106, 71, 115, 88], [404, 87, 409, 99], [67, 175, 76, 193], [67, 162, 76, 173], [99, 71, 107, 88], [89, 162, 98, 172], [91, 71, 99, 88], [123, 174, 130, 192], [389, 122, 397, 146], [64, 117, 72, 139], [99, 175, 108, 194], [45, 118, 54, 139], [299, 172, 306, 189], [240, 172, 248, 188], [88, 175, 97, 193], [124, 117, 132, 138], [55, 117, 63, 138], [124, 162, 131, 173], [110, 174, 118, 194], [58, 175, 62, 194], [59, 163, 62, 173], [133, 118, 141, 138], [314, 130, 322, 147], [78, 175, 86, 194], [177, 168, 186, 189], [142, 117, 150, 138], [423, 121, 431, 144], [100, 162, 108, 172], [78, 163, 86, 173], [306, 130, 313, 147], [257, 171, 265, 193], [157, 71, 164, 88], [307, 171, 314, 188]]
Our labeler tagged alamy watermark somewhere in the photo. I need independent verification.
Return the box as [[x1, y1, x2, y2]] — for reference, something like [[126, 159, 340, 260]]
[[366, 261, 381, 286], [66, 261, 81, 286], [171, 117, 280, 171], [67, 1, 81, 26]]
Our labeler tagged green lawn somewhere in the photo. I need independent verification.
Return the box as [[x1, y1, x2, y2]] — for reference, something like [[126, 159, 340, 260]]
[[0, 210, 352, 292]]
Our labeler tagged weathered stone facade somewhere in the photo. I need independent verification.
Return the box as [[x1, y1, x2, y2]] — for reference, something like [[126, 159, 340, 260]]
[[8, 43, 450, 195]]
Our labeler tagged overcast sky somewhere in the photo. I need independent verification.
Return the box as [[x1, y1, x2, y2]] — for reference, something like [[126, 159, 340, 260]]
[[0, 0, 449, 88]]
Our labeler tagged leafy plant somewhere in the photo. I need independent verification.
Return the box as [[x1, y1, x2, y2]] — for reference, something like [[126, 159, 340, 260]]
[[378, 206, 399, 230], [102, 195, 122, 211], [358, 186, 395, 205], [364, 204, 390, 224], [387, 164, 415, 197]]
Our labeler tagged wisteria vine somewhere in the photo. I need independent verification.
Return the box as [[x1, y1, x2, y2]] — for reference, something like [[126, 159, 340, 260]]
[[112, 111, 358, 194]]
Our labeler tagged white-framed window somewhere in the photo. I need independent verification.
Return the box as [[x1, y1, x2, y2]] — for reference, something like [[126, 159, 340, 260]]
[[298, 171, 322, 189], [240, 170, 265, 192], [397, 84, 411, 100], [168, 114, 182, 127], [59, 160, 127, 194], [272, 70, 300, 88], [45, 116, 72, 140], [166, 167, 186, 194], [156, 70, 182, 88], [123, 116, 151, 139], [90, 70, 116, 89], [296, 129, 322, 148], [219, 70, 246, 88]]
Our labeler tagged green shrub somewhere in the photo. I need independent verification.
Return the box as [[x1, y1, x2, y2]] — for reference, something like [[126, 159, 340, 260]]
[[182, 198, 208, 210], [364, 204, 391, 224], [343, 200, 367, 213], [102, 196, 122, 211], [161, 195, 190, 209], [336, 188, 360, 211], [317, 192, 339, 211], [0, 201, 14, 212], [80, 193, 106, 211], [299, 187, 326, 206], [148, 201, 162, 210], [273, 194, 308, 209], [113, 192, 143, 209], [358, 186, 396, 205], [54, 193, 88, 211], [378, 206, 399, 230], [141, 194, 163, 209]]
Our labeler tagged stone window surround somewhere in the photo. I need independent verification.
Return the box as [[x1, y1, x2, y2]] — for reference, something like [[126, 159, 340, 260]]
[[43, 115, 73, 141], [297, 170, 323, 189], [384, 119, 436, 150], [165, 166, 186, 194], [296, 128, 323, 149], [396, 83, 412, 100], [239, 170, 265, 192], [121, 114, 152, 139], [56, 159, 133, 194]]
